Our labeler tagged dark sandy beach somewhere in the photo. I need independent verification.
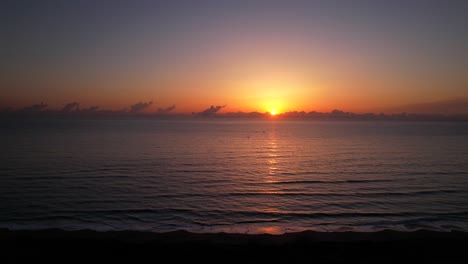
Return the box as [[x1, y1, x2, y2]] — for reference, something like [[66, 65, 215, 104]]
[[1, 229, 467, 263]]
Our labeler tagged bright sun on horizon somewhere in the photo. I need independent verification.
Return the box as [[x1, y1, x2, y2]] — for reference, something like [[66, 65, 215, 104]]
[[270, 109, 277, 116]]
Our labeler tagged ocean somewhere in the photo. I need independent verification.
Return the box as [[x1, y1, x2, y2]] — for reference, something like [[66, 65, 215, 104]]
[[1, 118, 467, 233]]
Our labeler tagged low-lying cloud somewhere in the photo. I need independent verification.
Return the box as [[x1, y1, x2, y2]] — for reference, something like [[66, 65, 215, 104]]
[[61, 102, 80, 112], [22, 102, 48, 112], [197, 105, 226, 115], [130, 101, 153, 112], [4, 99, 468, 121], [388, 98, 468, 115], [81, 106, 99, 112], [157, 105, 176, 113]]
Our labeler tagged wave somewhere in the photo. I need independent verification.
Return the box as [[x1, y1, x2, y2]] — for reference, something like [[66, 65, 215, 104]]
[[136, 189, 463, 199], [6, 209, 468, 223], [270, 179, 393, 185]]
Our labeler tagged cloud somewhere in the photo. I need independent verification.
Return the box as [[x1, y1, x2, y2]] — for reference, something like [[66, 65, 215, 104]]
[[389, 98, 468, 115], [81, 106, 99, 112], [61, 102, 80, 112], [130, 101, 153, 112], [22, 102, 47, 112], [157, 105, 176, 113], [197, 105, 226, 115]]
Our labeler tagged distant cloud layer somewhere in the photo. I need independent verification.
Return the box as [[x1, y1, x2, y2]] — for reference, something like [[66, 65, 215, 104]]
[[81, 106, 99, 112], [130, 101, 153, 112], [390, 98, 468, 115], [3, 98, 468, 121], [157, 105, 176, 113], [197, 105, 225, 115], [61, 102, 80, 112], [22, 102, 47, 112]]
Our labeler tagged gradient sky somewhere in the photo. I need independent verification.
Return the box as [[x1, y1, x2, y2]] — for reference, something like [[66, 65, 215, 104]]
[[1, 0, 467, 113]]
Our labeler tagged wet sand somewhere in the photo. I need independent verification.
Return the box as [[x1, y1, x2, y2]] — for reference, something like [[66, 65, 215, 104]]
[[1, 229, 467, 263]]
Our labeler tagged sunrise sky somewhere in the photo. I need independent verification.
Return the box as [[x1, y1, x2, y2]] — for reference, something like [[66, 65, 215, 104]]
[[1, 0, 467, 114]]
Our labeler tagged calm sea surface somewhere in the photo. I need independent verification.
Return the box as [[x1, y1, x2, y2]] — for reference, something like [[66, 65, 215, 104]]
[[1, 119, 468, 233]]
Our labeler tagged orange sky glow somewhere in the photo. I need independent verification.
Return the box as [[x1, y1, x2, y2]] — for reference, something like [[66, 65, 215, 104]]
[[1, 1, 467, 115]]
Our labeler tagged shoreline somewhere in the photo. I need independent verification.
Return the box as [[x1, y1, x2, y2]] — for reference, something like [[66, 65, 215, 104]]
[[2, 228, 468, 263]]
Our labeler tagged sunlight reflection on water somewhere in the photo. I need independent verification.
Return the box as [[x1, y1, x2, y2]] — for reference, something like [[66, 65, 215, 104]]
[[1, 119, 468, 233]]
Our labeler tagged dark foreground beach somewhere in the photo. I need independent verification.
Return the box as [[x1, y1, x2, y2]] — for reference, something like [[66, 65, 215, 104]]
[[1, 229, 467, 263]]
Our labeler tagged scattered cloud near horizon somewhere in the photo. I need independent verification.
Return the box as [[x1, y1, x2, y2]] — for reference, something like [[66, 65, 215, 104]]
[[61, 102, 80, 112], [22, 102, 47, 112], [5, 98, 468, 116], [130, 101, 153, 112], [13, 101, 178, 114], [157, 105, 176, 113], [387, 98, 468, 115], [197, 105, 226, 115], [81, 106, 100, 112]]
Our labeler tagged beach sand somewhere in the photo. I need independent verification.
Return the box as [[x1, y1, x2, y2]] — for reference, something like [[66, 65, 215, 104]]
[[1, 229, 467, 263]]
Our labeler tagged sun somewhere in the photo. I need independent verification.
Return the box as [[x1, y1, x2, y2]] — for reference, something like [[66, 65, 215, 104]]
[[270, 109, 277, 116]]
